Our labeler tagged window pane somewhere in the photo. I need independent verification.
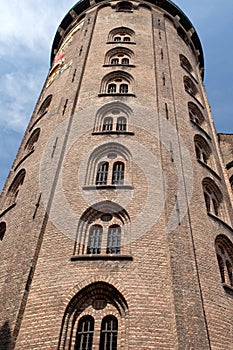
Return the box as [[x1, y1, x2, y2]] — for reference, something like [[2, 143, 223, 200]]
[[96, 162, 109, 185], [108, 84, 117, 93], [87, 225, 102, 254], [119, 84, 128, 93], [75, 316, 94, 350], [99, 316, 118, 350], [107, 225, 121, 254], [111, 58, 119, 65], [121, 58, 129, 65], [112, 162, 124, 185], [116, 117, 126, 131], [103, 117, 113, 131]]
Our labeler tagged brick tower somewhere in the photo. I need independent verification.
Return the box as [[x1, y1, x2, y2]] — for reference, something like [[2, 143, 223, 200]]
[[1, 1, 233, 349]]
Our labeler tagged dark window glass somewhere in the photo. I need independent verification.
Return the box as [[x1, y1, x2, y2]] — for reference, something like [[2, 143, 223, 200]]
[[112, 162, 124, 185], [217, 254, 225, 283], [116, 117, 127, 131], [119, 84, 128, 93], [121, 58, 129, 65], [108, 84, 117, 93], [114, 36, 121, 42], [75, 316, 94, 350], [123, 36, 130, 42], [87, 225, 102, 254], [96, 162, 109, 185], [111, 58, 119, 65], [107, 225, 121, 254], [99, 316, 118, 350], [103, 117, 113, 131]]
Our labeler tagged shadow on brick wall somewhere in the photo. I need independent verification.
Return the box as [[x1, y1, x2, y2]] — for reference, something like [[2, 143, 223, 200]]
[[0, 321, 12, 350]]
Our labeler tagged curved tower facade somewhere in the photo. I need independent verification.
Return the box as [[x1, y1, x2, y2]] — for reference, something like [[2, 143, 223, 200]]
[[1, 1, 233, 349]]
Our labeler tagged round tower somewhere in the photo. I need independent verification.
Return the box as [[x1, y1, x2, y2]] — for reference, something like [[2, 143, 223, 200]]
[[1, 1, 233, 349]]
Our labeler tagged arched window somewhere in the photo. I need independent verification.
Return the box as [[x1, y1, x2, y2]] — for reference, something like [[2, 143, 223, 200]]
[[100, 71, 134, 95], [100, 316, 118, 350], [103, 117, 113, 131], [188, 102, 204, 126], [194, 135, 211, 165], [112, 162, 124, 185], [216, 235, 233, 287], [119, 83, 128, 93], [122, 57, 129, 65], [86, 142, 131, 187], [58, 282, 127, 350], [116, 1, 133, 12], [7, 169, 26, 205], [202, 178, 222, 217], [74, 201, 130, 257], [184, 76, 198, 97], [107, 225, 121, 254], [111, 58, 119, 65], [24, 128, 40, 152], [108, 27, 135, 43], [180, 54, 193, 74], [75, 316, 94, 350], [105, 47, 133, 66], [0, 222, 6, 241], [94, 102, 131, 133], [87, 225, 102, 254], [96, 162, 109, 185], [107, 84, 117, 93], [37, 95, 52, 116], [116, 116, 127, 131]]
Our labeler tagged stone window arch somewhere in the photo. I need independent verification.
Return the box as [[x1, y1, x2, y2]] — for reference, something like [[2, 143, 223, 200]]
[[37, 95, 52, 117], [215, 235, 233, 287], [85, 142, 132, 187], [188, 102, 204, 126], [24, 128, 40, 152], [7, 169, 26, 206], [74, 201, 130, 256], [100, 71, 134, 95], [184, 76, 198, 98], [0, 222, 6, 241], [104, 47, 134, 66], [194, 135, 212, 166], [108, 27, 135, 43], [180, 54, 193, 74], [93, 101, 132, 133], [202, 178, 223, 217], [58, 282, 128, 350]]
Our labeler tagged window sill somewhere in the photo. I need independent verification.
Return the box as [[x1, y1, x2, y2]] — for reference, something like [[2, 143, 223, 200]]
[[207, 212, 233, 233], [190, 120, 211, 140], [92, 131, 134, 136], [223, 283, 233, 296], [98, 93, 136, 97], [0, 203, 16, 218], [14, 149, 35, 171], [71, 254, 133, 261], [106, 41, 136, 45], [83, 185, 134, 191], [197, 159, 221, 181], [103, 64, 135, 68]]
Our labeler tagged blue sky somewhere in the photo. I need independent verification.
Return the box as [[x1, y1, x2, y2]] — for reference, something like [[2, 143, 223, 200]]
[[0, 0, 232, 192]]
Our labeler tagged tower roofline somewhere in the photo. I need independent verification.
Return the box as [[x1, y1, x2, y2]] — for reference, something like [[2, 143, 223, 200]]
[[50, 0, 204, 78]]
